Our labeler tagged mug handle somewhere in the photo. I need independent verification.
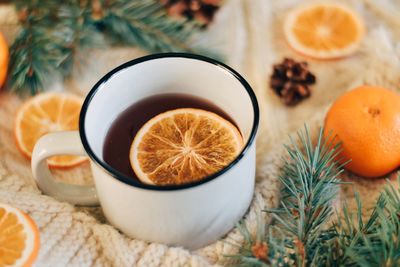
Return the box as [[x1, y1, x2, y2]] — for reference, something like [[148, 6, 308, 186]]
[[31, 131, 99, 206]]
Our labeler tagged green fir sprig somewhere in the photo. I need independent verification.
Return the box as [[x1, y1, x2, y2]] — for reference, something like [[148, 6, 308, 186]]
[[8, 0, 217, 94], [101, 0, 197, 52], [9, 1, 63, 94], [331, 180, 400, 266], [228, 127, 400, 267]]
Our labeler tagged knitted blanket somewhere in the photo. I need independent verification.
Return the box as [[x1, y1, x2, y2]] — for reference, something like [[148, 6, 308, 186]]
[[0, 0, 400, 266]]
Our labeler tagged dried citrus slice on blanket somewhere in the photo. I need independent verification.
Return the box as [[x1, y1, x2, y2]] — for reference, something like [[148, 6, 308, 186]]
[[284, 3, 364, 59], [14, 92, 87, 168], [0, 203, 40, 267], [130, 108, 243, 185]]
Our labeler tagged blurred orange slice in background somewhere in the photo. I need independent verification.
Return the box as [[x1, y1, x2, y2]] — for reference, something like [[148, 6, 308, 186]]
[[0, 32, 8, 89], [14, 92, 87, 168], [284, 3, 364, 59]]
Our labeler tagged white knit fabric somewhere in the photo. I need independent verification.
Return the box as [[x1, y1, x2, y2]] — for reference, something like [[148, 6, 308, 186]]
[[0, 0, 399, 266]]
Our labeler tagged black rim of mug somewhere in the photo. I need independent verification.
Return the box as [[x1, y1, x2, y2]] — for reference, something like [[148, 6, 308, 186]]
[[79, 53, 260, 191]]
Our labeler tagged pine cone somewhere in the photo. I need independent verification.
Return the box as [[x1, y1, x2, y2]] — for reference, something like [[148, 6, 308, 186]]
[[270, 58, 316, 106], [161, 0, 221, 26]]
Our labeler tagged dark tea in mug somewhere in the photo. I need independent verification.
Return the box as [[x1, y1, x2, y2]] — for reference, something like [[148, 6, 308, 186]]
[[102, 93, 237, 181]]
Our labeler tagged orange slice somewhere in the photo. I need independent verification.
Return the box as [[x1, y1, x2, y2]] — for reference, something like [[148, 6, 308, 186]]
[[0, 32, 8, 89], [0, 203, 40, 267], [130, 108, 243, 186], [284, 3, 364, 59], [14, 92, 87, 168]]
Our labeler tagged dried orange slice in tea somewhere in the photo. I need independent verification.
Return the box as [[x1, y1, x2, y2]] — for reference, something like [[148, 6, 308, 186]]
[[0, 203, 40, 267], [130, 108, 244, 186], [284, 3, 364, 59], [14, 92, 87, 168]]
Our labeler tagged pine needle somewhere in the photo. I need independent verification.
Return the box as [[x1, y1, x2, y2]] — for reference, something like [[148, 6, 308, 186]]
[[227, 127, 343, 266], [8, 0, 219, 94]]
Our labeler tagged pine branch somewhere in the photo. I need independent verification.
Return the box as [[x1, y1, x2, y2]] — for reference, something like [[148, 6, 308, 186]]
[[227, 127, 344, 266], [331, 177, 400, 267], [269, 127, 344, 266], [8, 0, 219, 94], [101, 0, 199, 52], [54, 0, 105, 77], [9, 1, 62, 94]]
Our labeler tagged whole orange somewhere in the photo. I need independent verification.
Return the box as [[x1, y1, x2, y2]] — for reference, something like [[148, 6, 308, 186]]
[[324, 85, 400, 178], [0, 32, 8, 88]]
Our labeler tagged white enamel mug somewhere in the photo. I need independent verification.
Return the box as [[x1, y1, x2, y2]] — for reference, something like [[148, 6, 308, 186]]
[[31, 53, 259, 249]]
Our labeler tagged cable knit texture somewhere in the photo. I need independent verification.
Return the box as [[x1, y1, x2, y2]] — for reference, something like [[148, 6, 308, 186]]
[[0, 0, 400, 266]]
